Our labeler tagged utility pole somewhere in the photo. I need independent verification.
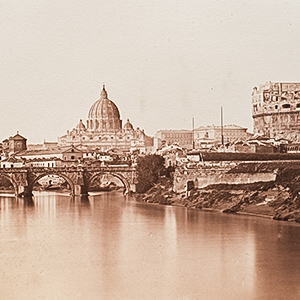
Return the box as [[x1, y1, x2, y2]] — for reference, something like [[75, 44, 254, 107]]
[[221, 107, 224, 146], [192, 117, 195, 150]]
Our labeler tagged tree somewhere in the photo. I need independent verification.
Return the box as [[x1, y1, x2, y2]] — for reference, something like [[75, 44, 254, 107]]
[[136, 154, 166, 193]]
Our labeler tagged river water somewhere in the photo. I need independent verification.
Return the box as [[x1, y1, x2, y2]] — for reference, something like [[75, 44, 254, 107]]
[[0, 191, 300, 300]]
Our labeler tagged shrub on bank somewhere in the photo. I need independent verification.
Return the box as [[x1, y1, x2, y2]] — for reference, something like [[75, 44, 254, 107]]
[[136, 154, 166, 193]]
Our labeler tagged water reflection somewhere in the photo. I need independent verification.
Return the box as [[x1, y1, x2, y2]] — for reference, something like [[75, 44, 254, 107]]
[[252, 220, 300, 299], [0, 192, 299, 299], [169, 210, 256, 299]]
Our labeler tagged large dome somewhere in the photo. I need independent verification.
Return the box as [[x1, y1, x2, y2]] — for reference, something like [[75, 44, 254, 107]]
[[87, 86, 122, 132]]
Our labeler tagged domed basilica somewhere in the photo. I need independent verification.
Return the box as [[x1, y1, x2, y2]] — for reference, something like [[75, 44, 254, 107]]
[[58, 85, 153, 153]]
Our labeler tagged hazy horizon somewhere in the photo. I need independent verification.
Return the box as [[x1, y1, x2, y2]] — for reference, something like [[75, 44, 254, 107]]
[[1, 1, 300, 143]]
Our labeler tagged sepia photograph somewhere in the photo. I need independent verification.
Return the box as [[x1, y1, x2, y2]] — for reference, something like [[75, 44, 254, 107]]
[[0, 1, 300, 299]]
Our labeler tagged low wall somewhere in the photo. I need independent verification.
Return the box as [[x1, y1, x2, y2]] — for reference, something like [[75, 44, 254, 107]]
[[174, 170, 277, 192]]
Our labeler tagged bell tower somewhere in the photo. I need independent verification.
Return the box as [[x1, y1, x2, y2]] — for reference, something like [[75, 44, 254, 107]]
[[9, 132, 27, 154]]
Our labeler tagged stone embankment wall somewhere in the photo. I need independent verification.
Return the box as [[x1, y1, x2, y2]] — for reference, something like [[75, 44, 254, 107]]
[[173, 166, 277, 192]]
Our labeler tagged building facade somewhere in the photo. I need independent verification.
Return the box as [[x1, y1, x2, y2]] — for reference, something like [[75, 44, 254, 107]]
[[194, 124, 250, 146], [1, 132, 27, 156], [154, 130, 193, 150], [252, 81, 300, 140], [58, 86, 153, 153], [0, 156, 24, 168]]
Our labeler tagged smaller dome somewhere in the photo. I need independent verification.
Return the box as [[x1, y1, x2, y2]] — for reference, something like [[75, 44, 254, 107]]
[[76, 119, 86, 131], [124, 119, 133, 131]]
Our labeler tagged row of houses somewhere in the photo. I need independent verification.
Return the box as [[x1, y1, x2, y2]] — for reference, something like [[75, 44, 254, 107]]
[[0, 132, 128, 168], [4, 129, 300, 169], [0, 144, 84, 168]]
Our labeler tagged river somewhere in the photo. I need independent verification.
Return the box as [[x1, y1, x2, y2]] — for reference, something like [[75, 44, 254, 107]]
[[0, 191, 299, 300]]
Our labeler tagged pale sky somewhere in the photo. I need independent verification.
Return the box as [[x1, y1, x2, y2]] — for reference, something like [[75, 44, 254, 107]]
[[1, 0, 300, 143]]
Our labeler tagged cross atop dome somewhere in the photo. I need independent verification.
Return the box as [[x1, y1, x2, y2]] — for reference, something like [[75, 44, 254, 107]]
[[100, 84, 108, 99]]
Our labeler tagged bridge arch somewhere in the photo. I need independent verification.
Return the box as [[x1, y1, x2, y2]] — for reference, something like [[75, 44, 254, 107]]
[[0, 166, 135, 197], [30, 172, 75, 195], [87, 171, 130, 193], [0, 174, 18, 195]]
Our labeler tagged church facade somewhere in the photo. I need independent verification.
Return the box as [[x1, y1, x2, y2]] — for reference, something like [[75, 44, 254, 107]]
[[58, 86, 153, 153]]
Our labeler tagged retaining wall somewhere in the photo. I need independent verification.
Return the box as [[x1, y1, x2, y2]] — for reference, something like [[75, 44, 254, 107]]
[[174, 169, 277, 192]]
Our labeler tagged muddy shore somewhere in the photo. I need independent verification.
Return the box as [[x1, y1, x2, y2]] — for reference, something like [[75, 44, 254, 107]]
[[135, 167, 300, 224]]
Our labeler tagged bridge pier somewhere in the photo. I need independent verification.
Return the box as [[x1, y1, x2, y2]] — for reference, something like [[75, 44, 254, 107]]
[[17, 185, 33, 198], [73, 184, 89, 196], [130, 184, 136, 193]]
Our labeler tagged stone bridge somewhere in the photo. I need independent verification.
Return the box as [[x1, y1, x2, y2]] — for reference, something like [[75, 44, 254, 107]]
[[0, 165, 136, 197]]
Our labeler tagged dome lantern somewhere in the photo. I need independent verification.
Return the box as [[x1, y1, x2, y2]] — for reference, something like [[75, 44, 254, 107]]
[[100, 85, 108, 99]]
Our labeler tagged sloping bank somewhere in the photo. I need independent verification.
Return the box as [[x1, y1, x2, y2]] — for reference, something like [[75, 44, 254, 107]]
[[134, 167, 300, 224]]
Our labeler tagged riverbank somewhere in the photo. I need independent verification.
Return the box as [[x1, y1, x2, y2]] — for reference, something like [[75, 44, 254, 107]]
[[135, 167, 300, 223]]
